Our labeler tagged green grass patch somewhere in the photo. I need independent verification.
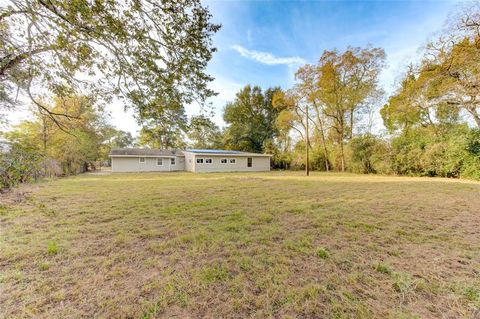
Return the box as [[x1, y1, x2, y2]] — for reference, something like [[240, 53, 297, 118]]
[[375, 263, 393, 275], [315, 247, 330, 259], [47, 240, 60, 255]]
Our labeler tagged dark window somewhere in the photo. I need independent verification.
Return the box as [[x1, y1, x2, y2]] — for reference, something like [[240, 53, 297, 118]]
[[247, 157, 252, 167]]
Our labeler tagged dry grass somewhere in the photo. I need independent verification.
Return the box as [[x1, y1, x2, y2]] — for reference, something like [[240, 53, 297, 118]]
[[1, 171, 479, 318]]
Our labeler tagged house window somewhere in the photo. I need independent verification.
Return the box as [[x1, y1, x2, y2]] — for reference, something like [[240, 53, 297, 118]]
[[139, 157, 145, 163], [157, 158, 163, 166], [229, 159, 236, 164], [221, 158, 227, 164], [196, 158, 204, 164], [247, 157, 252, 167], [171, 158, 176, 165], [205, 158, 212, 164]]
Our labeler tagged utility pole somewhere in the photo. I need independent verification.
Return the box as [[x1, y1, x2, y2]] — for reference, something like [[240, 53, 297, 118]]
[[305, 105, 309, 176]]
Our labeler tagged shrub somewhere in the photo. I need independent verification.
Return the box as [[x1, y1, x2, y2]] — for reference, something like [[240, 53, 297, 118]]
[[0, 145, 43, 192], [347, 134, 391, 174]]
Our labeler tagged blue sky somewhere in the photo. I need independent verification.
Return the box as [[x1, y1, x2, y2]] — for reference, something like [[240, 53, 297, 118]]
[[7, 0, 461, 135], [198, 0, 459, 132]]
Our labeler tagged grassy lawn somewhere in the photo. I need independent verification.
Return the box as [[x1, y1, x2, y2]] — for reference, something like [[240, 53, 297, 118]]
[[1, 172, 480, 318]]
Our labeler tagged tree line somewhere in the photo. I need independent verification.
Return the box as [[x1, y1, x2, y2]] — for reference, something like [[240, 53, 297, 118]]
[[1, 1, 480, 191]]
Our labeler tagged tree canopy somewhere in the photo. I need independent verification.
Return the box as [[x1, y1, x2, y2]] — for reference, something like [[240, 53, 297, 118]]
[[223, 85, 283, 153], [0, 0, 220, 123]]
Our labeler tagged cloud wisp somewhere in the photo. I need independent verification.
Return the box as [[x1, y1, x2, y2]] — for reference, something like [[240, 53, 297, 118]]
[[231, 45, 305, 66]]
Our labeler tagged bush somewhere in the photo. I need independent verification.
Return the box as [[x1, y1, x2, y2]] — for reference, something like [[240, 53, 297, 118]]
[[389, 125, 480, 180], [347, 134, 391, 174], [0, 145, 43, 192]]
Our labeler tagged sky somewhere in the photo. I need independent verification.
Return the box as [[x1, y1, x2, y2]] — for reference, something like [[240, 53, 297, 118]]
[[6, 0, 461, 136]]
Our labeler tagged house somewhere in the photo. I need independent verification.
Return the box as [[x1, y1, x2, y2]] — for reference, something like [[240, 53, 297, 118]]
[[109, 148, 271, 173]]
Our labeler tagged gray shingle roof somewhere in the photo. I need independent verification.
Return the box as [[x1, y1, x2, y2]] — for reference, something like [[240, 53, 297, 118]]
[[109, 148, 184, 157]]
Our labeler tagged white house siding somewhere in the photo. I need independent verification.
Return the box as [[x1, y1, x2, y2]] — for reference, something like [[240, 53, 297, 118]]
[[111, 156, 185, 172], [190, 155, 270, 172]]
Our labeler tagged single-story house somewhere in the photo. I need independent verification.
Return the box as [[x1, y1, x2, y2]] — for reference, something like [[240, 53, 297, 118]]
[[109, 148, 271, 173]]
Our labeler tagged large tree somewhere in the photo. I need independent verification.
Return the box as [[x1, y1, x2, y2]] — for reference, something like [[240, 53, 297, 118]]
[[382, 2, 480, 132], [137, 107, 187, 149], [316, 47, 385, 171], [272, 87, 312, 175], [187, 114, 222, 149], [223, 85, 283, 153], [0, 0, 220, 123]]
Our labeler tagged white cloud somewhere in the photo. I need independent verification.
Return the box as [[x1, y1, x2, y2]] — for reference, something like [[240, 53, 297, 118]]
[[231, 45, 305, 66]]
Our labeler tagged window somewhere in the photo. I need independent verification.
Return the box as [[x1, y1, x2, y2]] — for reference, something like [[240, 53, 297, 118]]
[[221, 158, 227, 164], [229, 158, 236, 164], [247, 157, 252, 167], [171, 158, 176, 165], [205, 158, 212, 164], [157, 158, 163, 166], [196, 158, 204, 164], [139, 157, 145, 163]]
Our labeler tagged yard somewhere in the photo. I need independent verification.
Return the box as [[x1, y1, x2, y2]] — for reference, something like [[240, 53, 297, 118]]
[[1, 171, 479, 318]]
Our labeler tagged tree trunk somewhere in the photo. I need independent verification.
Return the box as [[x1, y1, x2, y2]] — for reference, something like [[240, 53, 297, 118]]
[[340, 141, 345, 172], [305, 106, 310, 176], [317, 117, 330, 171], [349, 108, 354, 139]]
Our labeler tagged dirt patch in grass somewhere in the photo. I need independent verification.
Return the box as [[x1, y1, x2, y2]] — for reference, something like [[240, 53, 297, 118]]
[[1, 172, 479, 318]]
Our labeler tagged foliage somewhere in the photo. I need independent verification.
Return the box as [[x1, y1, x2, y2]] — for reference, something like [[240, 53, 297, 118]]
[[378, 2, 480, 180], [3, 95, 113, 180], [1, 0, 220, 123], [138, 107, 187, 149], [187, 115, 222, 149], [347, 134, 391, 174], [223, 85, 284, 153], [0, 142, 43, 191], [274, 47, 386, 172], [388, 125, 480, 178], [315, 46, 386, 171]]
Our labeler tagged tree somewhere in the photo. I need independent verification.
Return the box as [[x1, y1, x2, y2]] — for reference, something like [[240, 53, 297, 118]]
[[187, 115, 222, 149], [223, 85, 284, 153], [294, 64, 331, 171], [138, 107, 187, 149], [316, 47, 386, 171], [109, 130, 134, 149], [0, 0, 220, 124], [272, 88, 312, 175], [418, 5, 480, 127], [382, 2, 480, 132], [4, 95, 111, 175]]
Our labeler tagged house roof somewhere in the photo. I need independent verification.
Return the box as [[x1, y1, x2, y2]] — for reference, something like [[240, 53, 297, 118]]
[[109, 148, 184, 157], [185, 149, 271, 157]]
